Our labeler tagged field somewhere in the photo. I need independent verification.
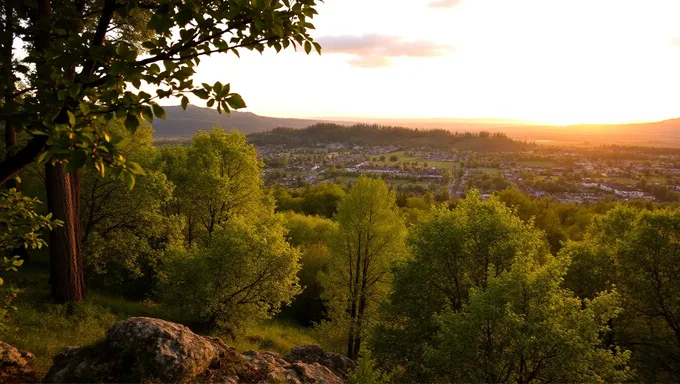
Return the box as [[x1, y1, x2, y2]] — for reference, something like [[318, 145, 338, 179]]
[[337, 175, 429, 187], [371, 151, 457, 170], [473, 167, 503, 176]]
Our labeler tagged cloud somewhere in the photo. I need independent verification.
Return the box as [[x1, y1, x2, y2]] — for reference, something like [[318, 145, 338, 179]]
[[316, 34, 454, 68], [427, 0, 462, 8], [347, 56, 393, 68]]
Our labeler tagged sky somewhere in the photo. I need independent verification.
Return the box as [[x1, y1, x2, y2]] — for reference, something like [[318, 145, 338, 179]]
[[175, 0, 680, 125]]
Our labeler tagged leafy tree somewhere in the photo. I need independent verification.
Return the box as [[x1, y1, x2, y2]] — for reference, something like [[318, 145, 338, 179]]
[[300, 183, 346, 218], [0, 185, 61, 327], [320, 176, 407, 359], [162, 214, 301, 331], [279, 211, 337, 326], [187, 129, 265, 239], [372, 191, 548, 380], [348, 349, 392, 384], [80, 121, 181, 297], [561, 205, 680, 381], [159, 128, 267, 244], [0, 0, 321, 303], [426, 255, 631, 383]]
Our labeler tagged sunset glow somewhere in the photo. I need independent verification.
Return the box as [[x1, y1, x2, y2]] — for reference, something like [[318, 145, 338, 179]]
[[175, 0, 680, 125]]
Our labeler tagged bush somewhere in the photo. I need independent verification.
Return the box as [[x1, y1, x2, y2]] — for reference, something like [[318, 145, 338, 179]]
[[162, 216, 301, 331]]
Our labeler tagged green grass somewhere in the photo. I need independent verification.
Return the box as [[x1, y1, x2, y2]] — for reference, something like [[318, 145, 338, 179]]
[[370, 151, 457, 170], [474, 167, 503, 176], [4, 259, 320, 377], [228, 320, 319, 355]]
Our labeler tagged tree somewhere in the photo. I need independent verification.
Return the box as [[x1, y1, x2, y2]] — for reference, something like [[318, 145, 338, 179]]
[[79, 121, 180, 297], [279, 211, 337, 326], [0, 0, 321, 303], [162, 214, 301, 331], [372, 190, 548, 381], [426, 255, 631, 383], [320, 176, 407, 359], [0, 185, 61, 326], [159, 128, 265, 244], [561, 205, 680, 381]]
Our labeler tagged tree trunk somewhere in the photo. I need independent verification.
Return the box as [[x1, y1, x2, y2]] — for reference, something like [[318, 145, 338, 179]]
[[46, 163, 85, 303]]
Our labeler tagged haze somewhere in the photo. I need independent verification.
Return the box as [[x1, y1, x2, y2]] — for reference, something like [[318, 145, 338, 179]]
[[173, 0, 680, 126]]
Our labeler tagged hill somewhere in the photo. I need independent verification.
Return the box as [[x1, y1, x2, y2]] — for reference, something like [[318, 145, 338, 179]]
[[248, 123, 532, 151], [152, 105, 680, 148], [151, 105, 328, 137]]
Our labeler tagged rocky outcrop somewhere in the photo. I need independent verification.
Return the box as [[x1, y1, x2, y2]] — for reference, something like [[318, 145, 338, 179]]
[[0, 341, 38, 384], [285, 345, 355, 380], [43, 317, 348, 383]]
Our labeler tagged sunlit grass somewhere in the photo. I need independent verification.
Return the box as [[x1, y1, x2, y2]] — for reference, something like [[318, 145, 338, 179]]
[[3, 259, 319, 377], [226, 320, 319, 355]]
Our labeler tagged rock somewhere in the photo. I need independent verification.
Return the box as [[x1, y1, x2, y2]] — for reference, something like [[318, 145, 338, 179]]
[[0, 341, 38, 384], [43, 317, 347, 383], [285, 345, 356, 380], [241, 350, 343, 384], [44, 317, 229, 383]]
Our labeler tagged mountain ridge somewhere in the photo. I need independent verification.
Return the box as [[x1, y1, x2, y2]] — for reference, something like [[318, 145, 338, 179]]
[[152, 105, 680, 146]]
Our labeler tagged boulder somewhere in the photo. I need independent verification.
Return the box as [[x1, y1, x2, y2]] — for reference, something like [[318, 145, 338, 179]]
[[43, 317, 347, 383], [285, 345, 355, 380], [0, 341, 38, 384]]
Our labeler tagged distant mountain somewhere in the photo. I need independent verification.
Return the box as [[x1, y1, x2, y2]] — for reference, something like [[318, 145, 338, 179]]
[[152, 105, 680, 147], [151, 105, 329, 137]]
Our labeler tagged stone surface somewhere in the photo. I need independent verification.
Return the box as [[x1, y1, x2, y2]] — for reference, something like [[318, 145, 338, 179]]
[[0, 341, 38, 384], [285, 345, 356, 380], [43, 317, 348, 383]]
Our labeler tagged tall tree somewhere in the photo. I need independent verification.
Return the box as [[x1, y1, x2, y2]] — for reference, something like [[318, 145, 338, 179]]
[[427, 255, 631, 383], [0, 0, 321, 302], [372, 191, 548, 381], [321, 176, 407, 359], [158, 128, 265, 244]]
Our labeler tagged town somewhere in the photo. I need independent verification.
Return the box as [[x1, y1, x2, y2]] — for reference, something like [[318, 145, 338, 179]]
[[255, 136, 680, 204]]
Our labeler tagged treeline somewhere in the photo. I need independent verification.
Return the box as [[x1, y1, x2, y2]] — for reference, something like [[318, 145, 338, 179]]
[[268, 177, 680, 382], [249, 123, 531, 150]]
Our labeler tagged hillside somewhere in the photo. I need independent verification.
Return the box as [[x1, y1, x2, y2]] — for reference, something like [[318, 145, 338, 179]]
[[152, 105, 680, 147], [151, 105, 328, 137], [248, 123, 531, 151]]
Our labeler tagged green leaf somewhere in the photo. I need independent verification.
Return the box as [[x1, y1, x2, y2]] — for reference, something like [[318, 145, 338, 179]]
[[181, 96, 189, 110], [226, 94, 247, 109], [304, 41, 312, 54], [152, 104, 166, 119], [36, 151, 50, 164], [116, 138, 132, 149], [192, 89, 210, 99], [125, 114, 141, 133], [142, 105, 154, 123], [127, 161, 146, 175], [67, 110, 76, 126], [79, 103, 90, 116], [65, 150, 87, 173], [69, 83, 82, 99], [123, 171, 136, 190]]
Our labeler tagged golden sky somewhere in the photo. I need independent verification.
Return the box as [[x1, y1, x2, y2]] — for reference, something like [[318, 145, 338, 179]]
[[179, 0, 680, 125]]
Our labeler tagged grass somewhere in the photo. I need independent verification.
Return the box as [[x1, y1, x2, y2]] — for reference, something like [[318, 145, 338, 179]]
[[371, 150, 457, 170], [337, 175, 429, 188], [228, 320, 319, 355], [474, 167, 503, 176], [3, 258, 321, 377]]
